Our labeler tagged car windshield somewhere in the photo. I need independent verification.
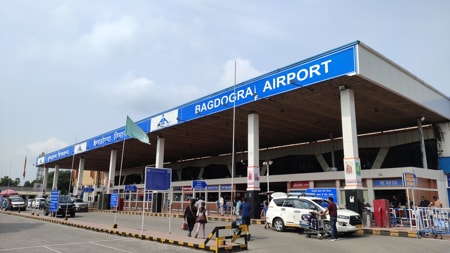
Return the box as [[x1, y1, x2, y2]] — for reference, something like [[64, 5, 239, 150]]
[[311, 198, 328, 208], [73, 199, 83, 203], [10, 197, 23, 202], [60, 196, 72, 203]]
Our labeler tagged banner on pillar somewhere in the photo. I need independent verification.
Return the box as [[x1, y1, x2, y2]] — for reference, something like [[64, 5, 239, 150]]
[[344, 158, 362, 189], [247, 166, 260, 191]]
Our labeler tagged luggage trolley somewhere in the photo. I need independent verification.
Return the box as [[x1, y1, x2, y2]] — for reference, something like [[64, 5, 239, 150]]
[[300, 211, 329, 239]]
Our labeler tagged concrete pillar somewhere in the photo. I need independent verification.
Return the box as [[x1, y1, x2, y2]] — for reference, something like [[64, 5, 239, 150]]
[[108, 150, 117, 193], [52, 164, 60, 190], [340, 87, 362, 189], [340, 87, 363, 215], [155, 136, 165, 168], [75, 158, 85, 197], [43, 167, 49, 194], [247, 113, 261, 219]]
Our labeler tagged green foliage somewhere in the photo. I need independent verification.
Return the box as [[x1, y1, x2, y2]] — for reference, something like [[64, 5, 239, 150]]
[[0, 176, 20, 186], [46, 170, 73, 195]]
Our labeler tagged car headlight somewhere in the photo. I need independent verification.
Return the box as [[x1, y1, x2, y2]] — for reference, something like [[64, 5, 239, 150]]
[[337, 215, 349, 220]]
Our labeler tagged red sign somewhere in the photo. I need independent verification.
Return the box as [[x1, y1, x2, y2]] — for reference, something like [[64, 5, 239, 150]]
[[182, 186, 193, 191], [290, 181, 309, 189]]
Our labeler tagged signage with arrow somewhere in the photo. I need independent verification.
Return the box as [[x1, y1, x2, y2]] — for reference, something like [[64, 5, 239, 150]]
[[192, 180, 207, 190]]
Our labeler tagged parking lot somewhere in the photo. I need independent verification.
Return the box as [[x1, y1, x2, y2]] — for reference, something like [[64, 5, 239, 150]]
[[1, 210, 449, 253]]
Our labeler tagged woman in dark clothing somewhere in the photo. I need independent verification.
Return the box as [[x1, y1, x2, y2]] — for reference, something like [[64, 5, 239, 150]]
[[184, 198, 198, 237]]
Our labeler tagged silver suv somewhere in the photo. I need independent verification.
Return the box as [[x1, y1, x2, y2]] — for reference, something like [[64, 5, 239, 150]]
[[266, 193, 362, 234]]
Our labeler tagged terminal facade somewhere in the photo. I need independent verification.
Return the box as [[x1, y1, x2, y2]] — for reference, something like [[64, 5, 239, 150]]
[[35, 41, 450, 216]]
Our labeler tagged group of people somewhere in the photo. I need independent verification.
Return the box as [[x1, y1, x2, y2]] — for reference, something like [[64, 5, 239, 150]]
[[419, 195, 442, 208], [1, 198, 13, 211], [183, 198, 208, 238], [390, 195, 443, 209], [184, 196, 252, 239]]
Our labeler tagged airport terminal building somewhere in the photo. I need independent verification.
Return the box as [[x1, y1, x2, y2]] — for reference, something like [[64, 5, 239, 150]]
[[35, 41, 450, 216]]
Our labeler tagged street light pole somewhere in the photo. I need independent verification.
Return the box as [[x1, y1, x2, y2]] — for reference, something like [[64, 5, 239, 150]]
[[263, 160, 273, 193]]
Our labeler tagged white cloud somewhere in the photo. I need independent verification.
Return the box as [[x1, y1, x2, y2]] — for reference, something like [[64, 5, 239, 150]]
[[96, 71, 203, 115], [220, 58, 263, 88], [27, 138, 69, 157], [73, 15, 139, 57]]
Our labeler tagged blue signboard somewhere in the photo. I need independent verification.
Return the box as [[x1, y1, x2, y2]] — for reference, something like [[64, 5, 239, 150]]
[[220, 184, 232, 191], [306, 188, 338, 205], [207, 185, 219, 191], [374, 179, 403, 187], [49, 190, 60, 212], [125, 185, 138, 192], [83, 187, 94, 193], [192, 180, 207, 190], [145, 167, 172, 191], [110, 193, 118, 208], [403, 172, 417, 187]]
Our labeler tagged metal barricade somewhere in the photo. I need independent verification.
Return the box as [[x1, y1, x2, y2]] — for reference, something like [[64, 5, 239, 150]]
[[416, 207, 450, 239]]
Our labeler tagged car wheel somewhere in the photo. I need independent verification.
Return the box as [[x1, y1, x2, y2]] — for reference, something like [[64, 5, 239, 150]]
[[70, 212, 75, 218], [323, 221, 331, 234], [273, 218, 285, 232]]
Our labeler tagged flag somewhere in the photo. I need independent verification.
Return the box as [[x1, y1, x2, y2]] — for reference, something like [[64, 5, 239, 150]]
[[126, 116, 150, 144], [23, 155, 27, 178]]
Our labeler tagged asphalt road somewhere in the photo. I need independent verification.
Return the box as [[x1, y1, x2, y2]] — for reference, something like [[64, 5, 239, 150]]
[[1, 210, 449, 253]]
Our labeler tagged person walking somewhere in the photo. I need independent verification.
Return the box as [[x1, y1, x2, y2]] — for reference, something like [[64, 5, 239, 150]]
[[184, 199, 198, 237], [219, 195, 225, 215], [322, 196, 339, 241], [240, 197, 252, 240], [235, 197, 242, 224], [195, 201, 208, 238], [262, 200, 270, 229]]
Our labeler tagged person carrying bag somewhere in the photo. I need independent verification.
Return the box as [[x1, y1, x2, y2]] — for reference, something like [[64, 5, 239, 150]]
[[184, 199, 198, 237], [194, 201, 208, 238]]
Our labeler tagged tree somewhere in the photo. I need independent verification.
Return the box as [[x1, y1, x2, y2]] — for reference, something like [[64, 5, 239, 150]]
[[0, 176, 20, 187], [46, 170, 73, 195], [23, 181, 33, 187]]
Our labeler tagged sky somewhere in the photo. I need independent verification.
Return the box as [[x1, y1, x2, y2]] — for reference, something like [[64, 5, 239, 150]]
[[1, 0, 449, 185]]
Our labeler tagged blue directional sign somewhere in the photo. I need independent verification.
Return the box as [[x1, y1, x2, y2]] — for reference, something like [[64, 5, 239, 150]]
[[145, 167, 172, 191], [110, 193, 118, 208], [83, 187, 94, 193], [192, 180, 207, 190], [125, 185, 137, 192], [49, 190, 60, 212], [306, 188, 338, 206]]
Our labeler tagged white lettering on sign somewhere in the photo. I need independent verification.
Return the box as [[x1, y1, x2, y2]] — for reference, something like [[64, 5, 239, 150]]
[[262, 59, 331, 92], [93, 136, 112, 146], [194, 86, 254, 114], [58, 150, 69, 157], [114, 131, 126, 141]]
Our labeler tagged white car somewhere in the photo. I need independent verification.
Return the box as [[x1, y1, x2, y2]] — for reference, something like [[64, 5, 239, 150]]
[[33, 198, 46, 209], [265, 193, 362, 234]]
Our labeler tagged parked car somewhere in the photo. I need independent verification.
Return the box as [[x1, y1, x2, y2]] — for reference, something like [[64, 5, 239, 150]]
[[33, 198, 46, 209], [9, 196, 27, 211], [70, 197, 89, 212], [43, 195, 75, 217], [265, 192, 362, 234]]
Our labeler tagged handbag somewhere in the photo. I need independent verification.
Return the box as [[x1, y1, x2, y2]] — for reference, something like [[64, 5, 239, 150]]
[[181, 221, 188, 230]]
